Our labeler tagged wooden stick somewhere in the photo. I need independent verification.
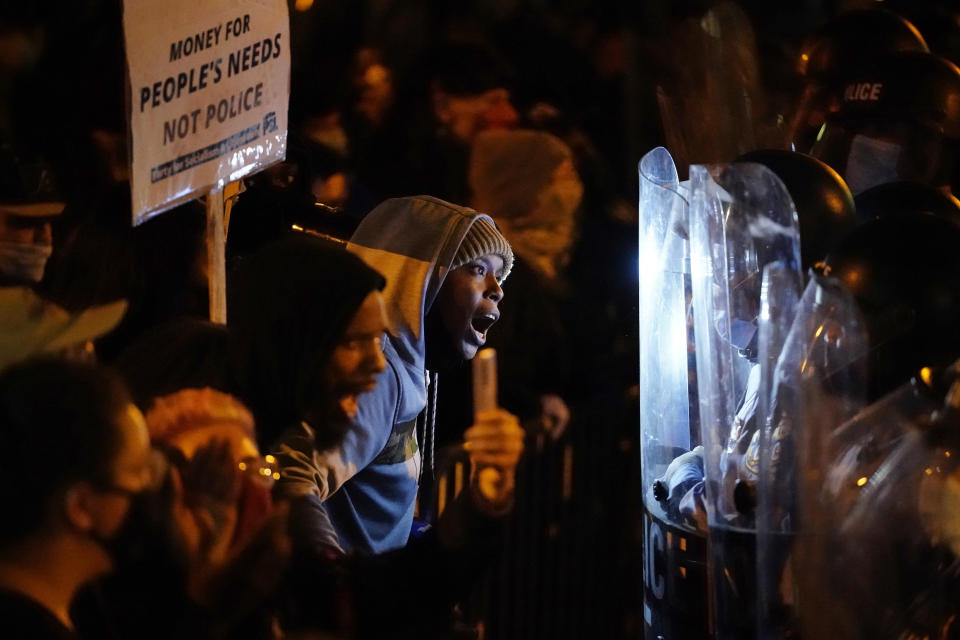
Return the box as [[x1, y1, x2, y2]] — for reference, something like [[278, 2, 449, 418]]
[[206, 188, 227, 324]]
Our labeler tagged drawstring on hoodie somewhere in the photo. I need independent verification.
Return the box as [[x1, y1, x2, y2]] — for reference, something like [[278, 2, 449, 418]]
[[419, 370, 439, 484], [428, 371, 438, 480], [416, 371, 440, 522], [417, 371, 440, 485]]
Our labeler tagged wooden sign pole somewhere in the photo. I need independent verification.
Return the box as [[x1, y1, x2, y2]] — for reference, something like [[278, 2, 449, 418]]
[[206, 188, 227, 324]]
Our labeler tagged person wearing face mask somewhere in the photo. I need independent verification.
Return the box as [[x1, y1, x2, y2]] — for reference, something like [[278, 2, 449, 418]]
[[70, 390, 281, 640], [0, 145, 61, 287], [0, 357, 158, 639], [0, 144, 129, 372]]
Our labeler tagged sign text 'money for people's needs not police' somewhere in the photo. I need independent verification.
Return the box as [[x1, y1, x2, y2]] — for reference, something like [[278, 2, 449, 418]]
[[123, 1, 289, 224]]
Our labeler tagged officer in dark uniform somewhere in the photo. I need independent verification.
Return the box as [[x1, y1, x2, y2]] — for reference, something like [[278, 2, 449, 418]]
[[774, 213, 960, 639], [810, 51, 960, 194], [640, 148, 857, 640], [854, 180, 960, 225], [789, 8, 928, 152]]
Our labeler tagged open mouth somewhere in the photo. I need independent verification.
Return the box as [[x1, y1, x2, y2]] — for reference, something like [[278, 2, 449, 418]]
[[344, 378, 379, 396], [469, 312, 499, 344]]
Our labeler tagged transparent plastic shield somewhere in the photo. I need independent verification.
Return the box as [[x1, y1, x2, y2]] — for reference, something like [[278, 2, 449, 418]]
[[689, 162, 803, 525], [755, 265, 803, 526], [793, 372, 960, 640], [754, 274, 869, 638], [688, 162, 803, 639], [653, 2, 785, 174], [810, 120, 948, 195], [639, 148, 710, 640], [639, 146, 695, 509]]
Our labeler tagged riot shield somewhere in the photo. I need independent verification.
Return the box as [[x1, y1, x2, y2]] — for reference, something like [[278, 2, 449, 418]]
[[687, 161, 803, 639], [754, 273, 869, 639], [792, 364, 960, 640], [638, 147, 709, 640], [653, 2, 784, 174]]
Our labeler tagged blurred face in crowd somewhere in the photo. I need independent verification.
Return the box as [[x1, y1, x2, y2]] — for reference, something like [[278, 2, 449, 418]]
[[0, 211, 52, 245], [69, 403, 155, 571], [429, 254, 504, 365], [143, 387, 277, 562], [0, 211, 55, 283], [326, 290, 389, 420], [353, 47, 394, 127], [434, 87, 518, 144], [148, 393, 274, 560]]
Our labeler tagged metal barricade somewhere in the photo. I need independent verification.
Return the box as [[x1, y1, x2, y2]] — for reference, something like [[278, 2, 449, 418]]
[[425, 400, 641, 640]]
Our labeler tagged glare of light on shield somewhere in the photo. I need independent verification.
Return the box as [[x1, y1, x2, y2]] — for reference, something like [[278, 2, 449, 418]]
[[295, 0, 314, 10]]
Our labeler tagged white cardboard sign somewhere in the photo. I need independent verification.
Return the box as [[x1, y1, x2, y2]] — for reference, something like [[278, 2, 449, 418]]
[[123, 0, 289, 224]]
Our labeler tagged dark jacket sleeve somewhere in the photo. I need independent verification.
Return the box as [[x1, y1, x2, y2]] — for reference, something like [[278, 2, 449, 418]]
[[283, 492, 506, 639], [351, 490, 506, 638]]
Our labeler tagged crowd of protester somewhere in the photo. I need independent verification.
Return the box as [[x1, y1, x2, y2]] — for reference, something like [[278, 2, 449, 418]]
[[0, 2, 633, 637], [0, 0, 957, 638]]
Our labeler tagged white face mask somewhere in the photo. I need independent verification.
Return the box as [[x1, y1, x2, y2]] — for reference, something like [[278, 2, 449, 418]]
[[0, 241, 52, 283], [844, 134, 902, 195]]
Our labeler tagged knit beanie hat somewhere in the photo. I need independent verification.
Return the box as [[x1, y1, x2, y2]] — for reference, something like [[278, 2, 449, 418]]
[[450, 216, 514, 281]]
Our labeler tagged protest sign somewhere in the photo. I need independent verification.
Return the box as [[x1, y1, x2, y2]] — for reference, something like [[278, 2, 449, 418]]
[[123, 0, 289, 225]]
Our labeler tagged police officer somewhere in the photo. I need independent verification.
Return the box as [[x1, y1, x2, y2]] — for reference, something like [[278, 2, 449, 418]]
[[776, 212, 960, 639], [854, 179, 960, 225], [810, 51, 960, 195], [640, 147, 860, 639], [789, 8, 928, 152], [0, 145, 62, 286]]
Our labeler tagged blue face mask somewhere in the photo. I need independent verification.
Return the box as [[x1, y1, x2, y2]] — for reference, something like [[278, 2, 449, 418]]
[[728, 318, 758, 351], [714, 272, 760, 351], [0, 241, 52, 283]]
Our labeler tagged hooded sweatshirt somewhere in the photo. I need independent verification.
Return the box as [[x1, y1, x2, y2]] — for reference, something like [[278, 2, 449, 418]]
[[273, 196, 504, 553]]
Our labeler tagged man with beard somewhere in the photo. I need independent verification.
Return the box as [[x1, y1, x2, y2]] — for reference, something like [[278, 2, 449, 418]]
[[113, 234, 393, 556]]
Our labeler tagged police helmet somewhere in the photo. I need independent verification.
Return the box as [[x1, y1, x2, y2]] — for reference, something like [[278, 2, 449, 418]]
[[790, 9, 928, 151], [811, 52, 960, 194], [824, 212, 960, 400], [737, 149, 856, 269], [854, 180, 960, 225], [799, 9, 928, 80]]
